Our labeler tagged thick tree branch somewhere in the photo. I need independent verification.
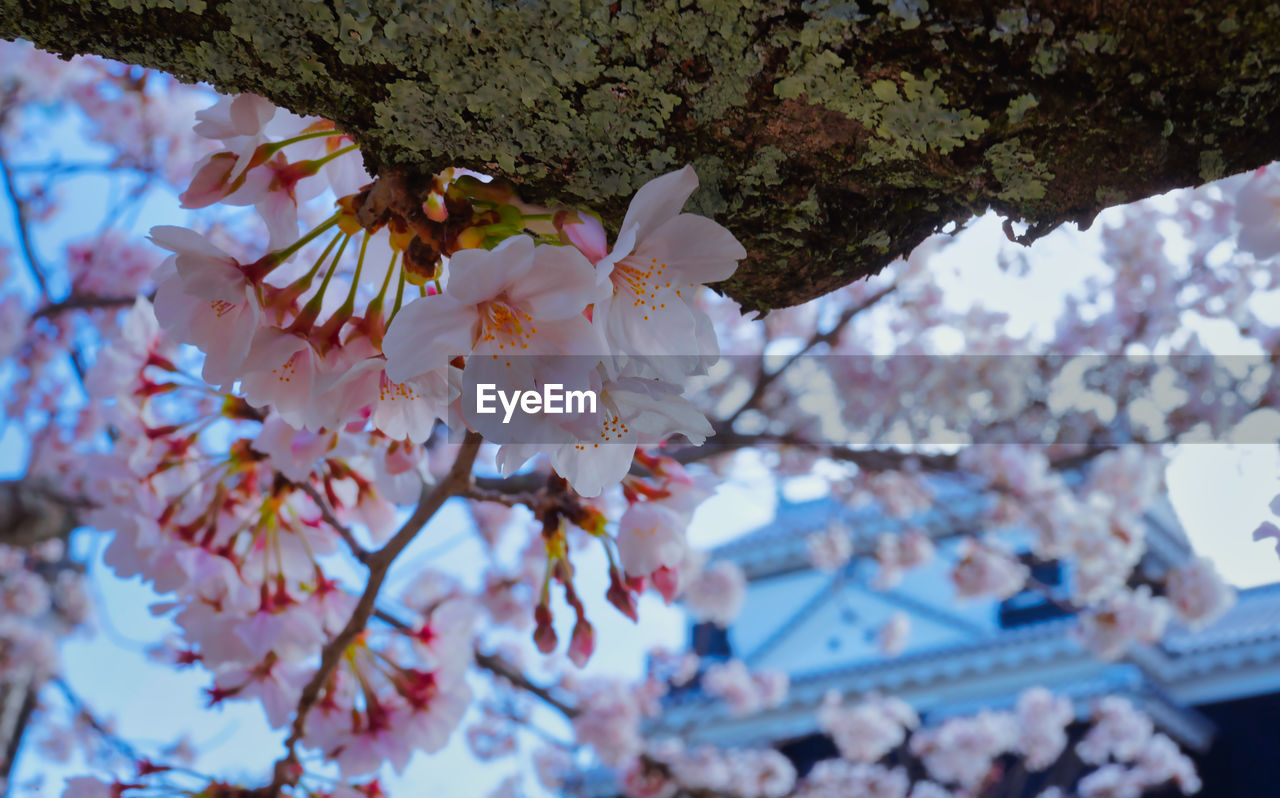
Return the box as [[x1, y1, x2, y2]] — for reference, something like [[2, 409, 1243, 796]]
[[4, 1, 1279, 311]]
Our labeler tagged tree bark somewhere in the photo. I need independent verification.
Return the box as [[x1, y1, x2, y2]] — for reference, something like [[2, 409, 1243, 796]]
[[0, 479, 82, 549], [0, 671, 35, 798], [3, 1, 1279, 311]]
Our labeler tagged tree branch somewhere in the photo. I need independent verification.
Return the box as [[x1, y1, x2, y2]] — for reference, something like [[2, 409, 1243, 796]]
[[5, 1, 1280, 311], [472, 649, 579, 719], [0, 479, 87, 549], [296, 482, 368, 564], [264, 432, 482, 795], [725, 282, 899, 426], [31, 294, 145, 320]]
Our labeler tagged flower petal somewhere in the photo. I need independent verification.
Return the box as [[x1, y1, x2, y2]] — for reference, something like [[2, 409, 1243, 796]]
[[446, 235, 534, 306], [620, 165, 698, 241], [382, 296, 475, 383], [634, 213, 746, 284]]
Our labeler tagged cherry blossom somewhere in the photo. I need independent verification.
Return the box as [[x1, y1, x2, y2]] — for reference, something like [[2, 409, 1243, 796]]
[[567, 166, 746, 380], [1, 53, 1262, 798], [682, 560, 747, 626], [1165, 556, 1235, 630]]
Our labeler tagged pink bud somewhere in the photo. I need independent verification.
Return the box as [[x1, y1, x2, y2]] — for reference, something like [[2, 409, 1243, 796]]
[[651, 565, 680, 604], [424, 193, 448, 222], [179, 152, 237, 209], [607, 571, 639, 622], [568, 620, 595, 667], [560, 212, 608, 263], [533, 604, 557, 654], [533, 621, 558, 654]]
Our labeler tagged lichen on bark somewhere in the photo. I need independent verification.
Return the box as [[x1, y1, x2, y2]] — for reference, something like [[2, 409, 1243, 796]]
[[3, 0, 1280, 312]]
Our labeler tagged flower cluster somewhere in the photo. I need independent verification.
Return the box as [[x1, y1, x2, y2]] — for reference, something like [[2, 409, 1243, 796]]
[[2, 46, 1267, 798], [80, 297, 476, 782], [152, 94, 744, 500]]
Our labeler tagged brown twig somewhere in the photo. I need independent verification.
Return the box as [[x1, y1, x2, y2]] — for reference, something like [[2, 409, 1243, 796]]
[[262, 432, 482, 795], [460, 483, 540, 508], [32, 294, 148, 320], [472, 649, 579, 719], [296, 482, 368, 563], [724, 282, 899, 427]]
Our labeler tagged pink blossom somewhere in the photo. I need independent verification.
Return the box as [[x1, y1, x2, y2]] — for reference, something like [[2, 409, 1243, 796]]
[[797, 760, 909, 798], [192, 93, 277, 180], [683, 560, 746, 625], [66, 232, 157, 297], [1135, 733, 1201, 794], [910, 710, 1017, 789], [1077, 764, 1145, 798], [251, 413, 336, 481], [1165, 556, 1235, 630], [149, 225, 248, 303], [1015, 687, 1073, 771], [876, 612, 910, 657], [874, 527, 936, 589], [807, 522, 854, 572], [616, 502, 688, 583], [702, 660, 788, 716], [580, 166, 746, 380], [1077, 697, 1155, 765], [572, 682, 645, 766], [153, 268, 260, 390], [383, 234, 602, 386], [818, 691, 918, 763], [949, 538, 1028, 599], [1078, 586, 1171, 660], [239, 327, 324, 428]]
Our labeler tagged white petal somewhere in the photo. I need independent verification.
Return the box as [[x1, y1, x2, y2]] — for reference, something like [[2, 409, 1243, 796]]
[[554, 441, 636, 498], [634, 213, 746, 284], [382, 296, 475, 383], [149, 225, 228, 259], [514, 244, 599, 320], [620, 165, 698, 241], [446, 235, 534, 306]]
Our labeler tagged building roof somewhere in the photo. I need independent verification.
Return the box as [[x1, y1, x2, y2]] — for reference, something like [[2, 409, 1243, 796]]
[[652, 490, 1275, 755]]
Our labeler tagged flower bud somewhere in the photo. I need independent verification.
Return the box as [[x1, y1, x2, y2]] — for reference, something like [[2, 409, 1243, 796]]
[[401, 236, 442, 285], [568, 619, 595, 667]]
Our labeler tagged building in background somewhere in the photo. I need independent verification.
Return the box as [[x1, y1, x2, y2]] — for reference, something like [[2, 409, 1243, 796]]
[[645, 482, 1280, 797]]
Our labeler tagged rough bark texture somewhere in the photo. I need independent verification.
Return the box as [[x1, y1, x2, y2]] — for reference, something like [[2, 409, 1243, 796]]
[[3, 1, 1280, 312]]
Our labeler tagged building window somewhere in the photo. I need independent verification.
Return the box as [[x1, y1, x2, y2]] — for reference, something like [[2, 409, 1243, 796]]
[[997, 560, 1070, 628]]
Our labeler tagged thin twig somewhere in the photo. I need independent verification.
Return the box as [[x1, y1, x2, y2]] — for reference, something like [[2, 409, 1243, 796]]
[[472, 649, 579, 719], [725, 282, 898, 427], [32, 294, 144, 320], [296, 482, 368, 563], [369, 608, 580, 719], [0, 142, 51, 300], [262, 432, 482, 795], [51, 677, 210, 779], [461, 483, 540, 508], [0, 134, 90, 381]]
